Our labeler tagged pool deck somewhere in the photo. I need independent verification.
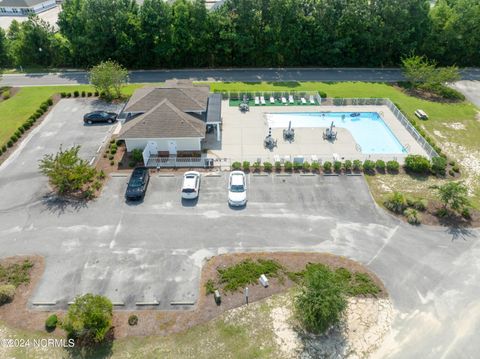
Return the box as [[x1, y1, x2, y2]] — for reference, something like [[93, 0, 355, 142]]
[[206, 102, 428, 164]]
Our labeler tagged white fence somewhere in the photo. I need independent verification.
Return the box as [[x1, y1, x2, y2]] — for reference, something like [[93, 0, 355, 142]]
[[146, 155, 214, 168]]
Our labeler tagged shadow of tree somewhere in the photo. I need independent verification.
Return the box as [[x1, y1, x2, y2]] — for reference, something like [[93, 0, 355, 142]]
[[65, 330, 114, 359], [294, 323, 348, 357], [444, 224, 475, 242], [267, 81, 301, 88], [41, 193, 89, 216]]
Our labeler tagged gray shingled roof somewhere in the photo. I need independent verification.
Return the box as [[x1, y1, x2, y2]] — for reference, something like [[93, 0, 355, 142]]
[[123, 87, 210, 113], [120, 99, 205, 139], [0, 0, 48, 7]]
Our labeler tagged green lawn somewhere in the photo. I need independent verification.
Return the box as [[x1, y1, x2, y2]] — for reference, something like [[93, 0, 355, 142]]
[[209, 81, 480, 207], [0, 84, 145, 146]]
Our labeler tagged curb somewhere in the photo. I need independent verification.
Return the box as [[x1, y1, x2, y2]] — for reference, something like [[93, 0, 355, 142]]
[[136, 301, 160, 306], [170, 301, 196, 306]]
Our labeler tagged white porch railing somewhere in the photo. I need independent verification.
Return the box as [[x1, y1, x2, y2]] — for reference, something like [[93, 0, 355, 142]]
[[146, 156, 214, 168]]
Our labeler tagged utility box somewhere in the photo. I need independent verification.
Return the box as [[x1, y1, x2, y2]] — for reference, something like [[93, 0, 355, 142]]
[[259, 274, 269, 287], [214, 290, 221, 305]]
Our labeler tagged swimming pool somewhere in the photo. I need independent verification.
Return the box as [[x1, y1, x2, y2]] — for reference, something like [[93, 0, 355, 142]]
[[266, 112, 407, 154]]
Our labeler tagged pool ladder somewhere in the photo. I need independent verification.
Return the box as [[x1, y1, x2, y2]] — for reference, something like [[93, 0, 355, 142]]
[[355, 143, 362, 153]]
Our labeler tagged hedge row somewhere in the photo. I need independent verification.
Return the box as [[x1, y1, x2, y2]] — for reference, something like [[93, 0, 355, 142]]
[[231, 159, 400, 174], [60, 90, 100, 98], [0, 97, 54, 157]]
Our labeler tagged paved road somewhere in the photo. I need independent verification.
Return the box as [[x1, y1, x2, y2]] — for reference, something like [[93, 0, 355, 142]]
[[1, 68, 480, 86], [451, 80, 480, 109], [0, 99, 479, 358]]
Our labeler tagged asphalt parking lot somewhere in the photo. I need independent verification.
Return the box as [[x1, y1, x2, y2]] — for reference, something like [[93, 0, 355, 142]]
[[0, 98, 124, 212], [0, 100, 479, 357]]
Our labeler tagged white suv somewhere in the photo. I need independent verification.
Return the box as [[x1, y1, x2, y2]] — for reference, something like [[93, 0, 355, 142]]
[[228, 171, 247, 206], [181, 171, 200, 199]]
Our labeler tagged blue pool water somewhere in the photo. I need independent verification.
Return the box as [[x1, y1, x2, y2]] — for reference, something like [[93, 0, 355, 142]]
[[266, 112, 407, 154]]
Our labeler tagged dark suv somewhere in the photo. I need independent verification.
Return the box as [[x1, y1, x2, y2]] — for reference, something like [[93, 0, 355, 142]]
[[83, 111, 118, 124], [125, 167, 150, 201]]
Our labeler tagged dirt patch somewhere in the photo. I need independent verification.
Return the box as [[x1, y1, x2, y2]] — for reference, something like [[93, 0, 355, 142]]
[[444, 122, 466, 130], [394, 85, 462, 104]]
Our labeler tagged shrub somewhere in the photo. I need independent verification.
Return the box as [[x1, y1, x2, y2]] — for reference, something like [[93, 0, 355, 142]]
[[252, 161, 261, 171], [231, 161, 241, 170], [103, 154, 107, 158], [81, 91, 86, 97], [62, 294, 113, 343], [411, 198, 427, 211], [0, 284, 15, 305], [7, 140, 13, 147], [2, 145, 6, 152], [284, 161, 293, 171], [323, 161, 332, 172], [60, 92, 66, 98], [116, 139, 123, 147], [94, 91, 99, 97], [45, 314, 58, 331], [449, 160, 456, 166], [18, 127, 25, 134], [128, 161, 136, 168], [462, 207, 472, 220], [311, 162, 320, 172], [386, 160, 400, 173], [73, 90, 79, 97], [293, 161, 302, 171], [3, 90, 10, 99], [205, 279, 216, 295], [384, 192, 407, 214], [404, 155, 431, 174], [294, 264, 347, 334], [98, 170, 105, 179], [128, 315, 138, 326], [40, 103, 48, 112], [272, 161, 280, 171], [11, 135, 18, 142], [131, 148, 143, 163], [344, 160, 352, 172], [110, 149, 117, 155], [452, 165, 460, 173], [22, 123, 31, 131], [87, 92, 92, 97], [302, 161, 311, 171], [352, 160, 362, 171], [0, 148, 3, 155], [263, 161, 273, 172], [66, 93, 72, 98], [242, 161, 250, 171], [431, 156, 447, 176], [333, 161, 342, 173], [14, 130, 21, 137], [449, 169, 455, 176], [108, 155, 114, 161], [363, 160, 375, 173], [375, 160, 386, 173], [404, 208, 421, 225], [46, 98, 53, 106]]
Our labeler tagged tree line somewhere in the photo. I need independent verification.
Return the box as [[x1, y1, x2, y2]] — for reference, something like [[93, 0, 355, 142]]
[[0, 0, 478, 69]]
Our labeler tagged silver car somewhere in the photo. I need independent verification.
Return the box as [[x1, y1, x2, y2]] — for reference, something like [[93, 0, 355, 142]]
[[228, 171, 247, 206]]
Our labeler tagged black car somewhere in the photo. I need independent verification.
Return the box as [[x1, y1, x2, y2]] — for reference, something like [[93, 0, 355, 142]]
[[125, 167, 150, 201], [83, 111, 118, 124]]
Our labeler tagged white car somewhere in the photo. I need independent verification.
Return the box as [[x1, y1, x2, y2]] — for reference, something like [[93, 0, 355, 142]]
[[228, 171, 247, 206], [181, 171, 201, 199]]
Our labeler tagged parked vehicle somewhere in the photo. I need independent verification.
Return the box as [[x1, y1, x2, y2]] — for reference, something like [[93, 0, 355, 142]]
[[228, 171, 247, 206], [182, 171, 201, 199], [125, 167, 150, 201], [83, 111, 118, 124]]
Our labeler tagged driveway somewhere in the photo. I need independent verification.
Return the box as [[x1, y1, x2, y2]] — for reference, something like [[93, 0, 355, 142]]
[[0, 105, 479, 357], [0, 98, 124, 212], [451, 80, 480, 109]]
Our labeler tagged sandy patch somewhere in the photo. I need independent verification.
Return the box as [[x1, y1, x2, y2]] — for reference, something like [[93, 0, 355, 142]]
[[433, 130, 446, 139], [442, 142, 480, 196], [444, 122, 466, 130]]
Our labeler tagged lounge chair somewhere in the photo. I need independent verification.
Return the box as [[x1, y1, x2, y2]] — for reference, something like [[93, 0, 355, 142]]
[[260, 96, 266, 105], [270, 96, 275, 104], [288, 95, 294, 104], [301, 97, 307, 105], [281, 96, 287, 104], [309, 95, 315, 104], [255, 96, 260, 105]]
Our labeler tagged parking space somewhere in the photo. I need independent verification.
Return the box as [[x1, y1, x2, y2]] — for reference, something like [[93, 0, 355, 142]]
[[0, 98, 124, 211]]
